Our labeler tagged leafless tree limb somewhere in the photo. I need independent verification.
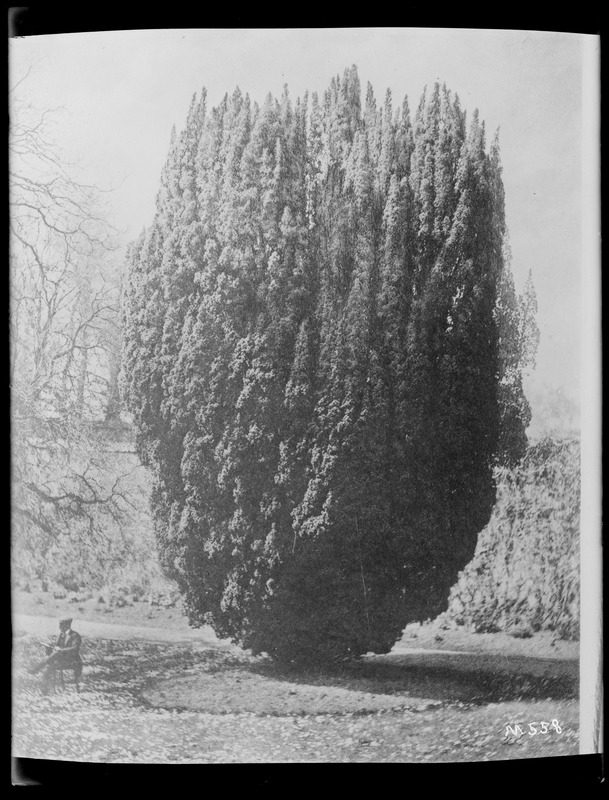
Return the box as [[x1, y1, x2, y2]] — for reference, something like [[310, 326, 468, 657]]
[[11, 88, 135, 585]]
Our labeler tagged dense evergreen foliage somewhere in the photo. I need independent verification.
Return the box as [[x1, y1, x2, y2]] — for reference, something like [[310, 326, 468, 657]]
[[446, 436, 580, 640], [123, 67, 531, 662]]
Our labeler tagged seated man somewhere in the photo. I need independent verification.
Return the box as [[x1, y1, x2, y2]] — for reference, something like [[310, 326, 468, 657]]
[[29, 617, 83, 692]]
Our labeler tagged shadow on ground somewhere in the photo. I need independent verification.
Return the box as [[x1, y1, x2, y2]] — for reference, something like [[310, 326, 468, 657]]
[[136, 643, 578, 716], [245, 649, 578, 708]]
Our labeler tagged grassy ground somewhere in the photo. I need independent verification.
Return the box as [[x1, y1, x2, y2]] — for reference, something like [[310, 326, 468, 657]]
[[12, 589, 580, 763]]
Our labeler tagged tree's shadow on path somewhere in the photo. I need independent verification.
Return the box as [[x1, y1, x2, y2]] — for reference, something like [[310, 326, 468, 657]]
[[247, 648, 578, 706]]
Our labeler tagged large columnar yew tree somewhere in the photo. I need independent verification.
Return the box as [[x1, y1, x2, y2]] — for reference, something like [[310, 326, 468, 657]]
[[123, 68, 532, 662]]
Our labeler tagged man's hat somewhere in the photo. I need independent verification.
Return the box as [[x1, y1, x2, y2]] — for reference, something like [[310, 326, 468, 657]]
[[59, 617, 73, 624]]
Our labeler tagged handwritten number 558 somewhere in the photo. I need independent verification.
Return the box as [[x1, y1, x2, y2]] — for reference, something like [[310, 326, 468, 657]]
[[506, 719, 563, 738]]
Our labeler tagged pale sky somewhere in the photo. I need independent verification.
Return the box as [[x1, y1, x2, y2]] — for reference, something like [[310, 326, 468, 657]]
[[8, 28, 600, 425]]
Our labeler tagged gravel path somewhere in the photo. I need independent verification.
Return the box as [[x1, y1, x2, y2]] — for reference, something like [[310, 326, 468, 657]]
[[12, 612, 223, 645]]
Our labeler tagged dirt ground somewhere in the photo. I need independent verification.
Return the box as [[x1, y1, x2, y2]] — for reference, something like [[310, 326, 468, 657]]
[[11, 589, 581, 763]]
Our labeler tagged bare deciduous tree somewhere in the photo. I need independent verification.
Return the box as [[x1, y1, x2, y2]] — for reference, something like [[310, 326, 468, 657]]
[[10, 78, 138, 588]]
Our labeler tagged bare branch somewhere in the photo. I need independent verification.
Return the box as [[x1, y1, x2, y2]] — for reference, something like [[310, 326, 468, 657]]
[[10, 89, 141, 588]]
